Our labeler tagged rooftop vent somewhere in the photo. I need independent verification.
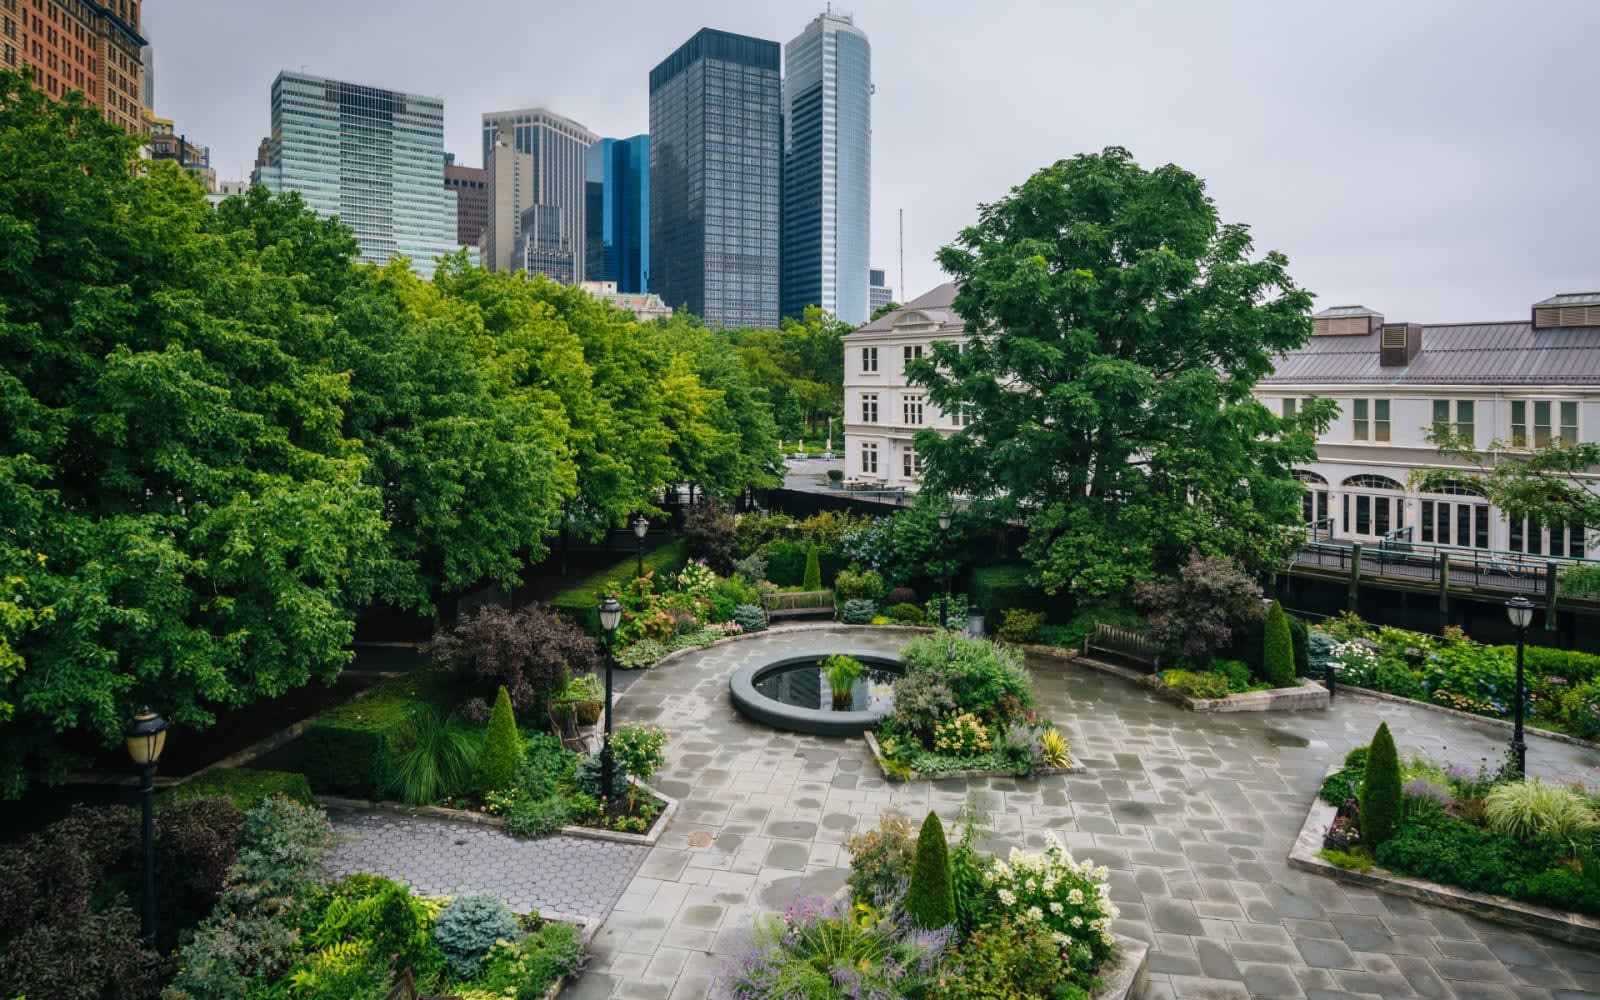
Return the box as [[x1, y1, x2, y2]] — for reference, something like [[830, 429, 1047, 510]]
[[1380, 323, 1421, 367], [1312, 305, 1383, 336], [1533, 292, 1600, 329]]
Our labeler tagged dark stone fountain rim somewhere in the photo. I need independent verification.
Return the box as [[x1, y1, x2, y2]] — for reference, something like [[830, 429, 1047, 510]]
[[729, 652, 903, 737]]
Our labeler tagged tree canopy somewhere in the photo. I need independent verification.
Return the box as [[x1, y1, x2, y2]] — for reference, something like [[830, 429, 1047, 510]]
[[1417, 428, 1600, 553], [912, 147, 1330, 600]]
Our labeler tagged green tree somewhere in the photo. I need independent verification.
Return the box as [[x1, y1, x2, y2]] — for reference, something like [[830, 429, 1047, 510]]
[[802, 544, 823, 591], [905, 811, 955, 929], [1360, 722, 1402, 847], [0, 71, 386, 794], [913, 148, 1330, 601], [474, 686, 520, 794], [1417, 428, 1599, 555], [1262, 600, 1295, 687]]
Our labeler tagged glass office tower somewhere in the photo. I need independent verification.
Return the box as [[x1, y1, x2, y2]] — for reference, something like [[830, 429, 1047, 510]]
[[649, 28, 782, 329], [260, 71, 457, 277], [782, 11, 871, 325], [585, 135, 651, 294], [480, 108, 596, 277]]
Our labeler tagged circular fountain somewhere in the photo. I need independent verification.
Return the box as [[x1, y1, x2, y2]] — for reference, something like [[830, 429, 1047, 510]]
[[729, 653, 902, 737]]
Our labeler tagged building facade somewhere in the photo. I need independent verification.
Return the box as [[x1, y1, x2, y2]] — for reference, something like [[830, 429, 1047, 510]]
[[781, 11, 871, 325], [143, 109, 214, 191], [869, 267, 892, 316], [443, 156, 488, 249], [649, 28, 782, 329], [258, 71, 458, 277], [585, 134, 650, 294], [480, 107, 594, 277], [841, 283, 966, 489], [1258, 297, 1600, 559], [579, 281, 674, 323], [4, 0, 146, 133]]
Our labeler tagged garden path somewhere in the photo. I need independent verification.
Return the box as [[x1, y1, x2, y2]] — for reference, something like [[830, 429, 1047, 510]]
[[561, 624, 1600, 1000]]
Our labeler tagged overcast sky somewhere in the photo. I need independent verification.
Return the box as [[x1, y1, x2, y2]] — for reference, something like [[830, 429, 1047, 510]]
[[144, 0, 1598, 323]]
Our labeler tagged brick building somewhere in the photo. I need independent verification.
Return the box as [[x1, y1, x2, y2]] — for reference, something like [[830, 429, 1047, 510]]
[[2, 0, 146, 134]]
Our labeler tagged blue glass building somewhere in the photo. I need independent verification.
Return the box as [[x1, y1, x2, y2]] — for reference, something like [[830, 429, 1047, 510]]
[[649, 28, 782, 329], [782, 12, 871, 325], [585, 135, 650, 294], [260, 71, 457, 278]]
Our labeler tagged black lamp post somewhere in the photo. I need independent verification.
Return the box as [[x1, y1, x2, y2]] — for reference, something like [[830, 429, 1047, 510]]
[[1506, 596, 1534, 777], [632, 516, 649, 580], [124, 707, 170, 950], [937, 510, 952, 629], [598, 597, 622, 800]]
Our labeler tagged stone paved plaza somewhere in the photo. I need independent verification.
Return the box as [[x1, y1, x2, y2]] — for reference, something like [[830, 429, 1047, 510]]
[[325, 807, 648, 928], [326, 625, 1600, 999]]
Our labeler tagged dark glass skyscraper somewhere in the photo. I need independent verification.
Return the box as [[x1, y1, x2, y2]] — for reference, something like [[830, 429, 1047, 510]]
[[585, 135, 650, 294], [649, 28, 782, 329]]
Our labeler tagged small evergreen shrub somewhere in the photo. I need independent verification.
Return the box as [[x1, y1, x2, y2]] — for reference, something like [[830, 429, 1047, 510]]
[[1162, 668, 1231, 700], [732, 552, 768, 586], [833, 566, 885, 601], [1287, 612, 1310, 674], [1262, 600, 1296, 687], [997, 609, 1044, 643], [433, 892, 520, 977], [457, 697, 491, 726], [573, 752, 631, 800], [888, 602, 927, 625], [841, 598, 877, 624], [1360, 722, 1403, 848], [886, 586, 918, 606], [905, 811, 955, 929], [802, 544, 823, 591], [473, 687, 520, 794], [732, 603, 768, 633]]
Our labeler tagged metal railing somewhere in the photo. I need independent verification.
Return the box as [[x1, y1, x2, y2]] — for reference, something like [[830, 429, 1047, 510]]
[[1289, 538, 1596, 595]]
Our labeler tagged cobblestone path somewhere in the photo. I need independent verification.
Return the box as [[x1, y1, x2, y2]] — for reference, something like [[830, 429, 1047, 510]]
[[560, 625, 1600, 1000], [325, 807, 648, 928]]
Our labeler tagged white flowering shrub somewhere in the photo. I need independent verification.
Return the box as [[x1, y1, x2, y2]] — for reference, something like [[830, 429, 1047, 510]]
[[977, 834, 1119, 973]]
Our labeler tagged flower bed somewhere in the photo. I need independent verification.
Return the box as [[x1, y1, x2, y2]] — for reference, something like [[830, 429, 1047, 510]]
[[712, 809, 1141, 999], [867, 632, 1080, 780], [1313, 614, 1600, 742], [1304, 727, 1600, 930]]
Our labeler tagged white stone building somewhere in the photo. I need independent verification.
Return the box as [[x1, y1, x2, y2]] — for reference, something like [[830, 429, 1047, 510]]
[[1256, 296, 1600, 558], [841, 283, 966, 488]]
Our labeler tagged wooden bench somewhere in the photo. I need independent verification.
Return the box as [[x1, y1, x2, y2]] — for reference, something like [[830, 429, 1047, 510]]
[[761, 589, 836, 620], [1083, 621, 1163, 672]]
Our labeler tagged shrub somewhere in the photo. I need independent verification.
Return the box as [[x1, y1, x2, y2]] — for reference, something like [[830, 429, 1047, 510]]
[[924, 592, 970, 630], [474, 687, 521, 794], [1262, 600, 1296, 687], [802, 543, 823, 591], [158, 795, 246, 907], [997, 608, 1044, 644], [971, 833, 1120, 982], [1320, 764, 1364, 807], [0, 906, 157, 1000], [889, 672, 958, 745], [573, 752, 631, 800], [994, 722, 1044, 775], [827, 467, 844, 483], [934, 712, 991, 756], [1361, 722, 1403, 847], [1307, 629, 1337, 674], [612, 723, 668, 806], [970, 565, 1043, 617], [165, 767, 314, 809], [501, 794, 574, 838], [758, 538, 808, 586], [1135, 553, 1264, 661], [429, 602, 602, 711], [1039, 727, 1071, 767], [731, 552, 767, 586], [841, 598, 877, 624], [682, 499, 736, 574], [1560, 562, 1600, 600], [905, 812, 954, 929], [731, 603, 767, 633], [304, 874, 437, 977], [1287, 612, 1310, 674], [833, 566, 885, 601], [476, 919, 585, 999], [888, 602, 927, 625], [433, 892, 520, 978], [388, 705, 478, 805], [1503, 867, 1600, 915], [616, 638, 669, 668], [823, 653, 866, 705], [302, 669, 458, 797], [547, 539, 691, 629], [1484, 779, 1599, 845], [1162, 668, 1231, 700], [456, 696, 491, 726], [886, 586, 917, 606], [1208, 658, 1255, 692], [845, 809, 915, 908], [899, 632, 1033, 723], [1374, 809, 1566, 900], [929, 918, 1071, 1000]]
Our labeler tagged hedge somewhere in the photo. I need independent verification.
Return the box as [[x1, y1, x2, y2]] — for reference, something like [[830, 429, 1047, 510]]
[[970, 565, 1045, 616], [302, 670, 460, 798], [759, 539, 844, 588], [548, 538, 690, 632], [163, 767, 314, 809]]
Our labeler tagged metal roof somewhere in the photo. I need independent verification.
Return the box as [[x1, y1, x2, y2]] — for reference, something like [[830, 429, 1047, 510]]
[[1263, 322, 1600, 385], [849, 282, 962, 336], [1313, 304, 1382, 319], [1533, 291, 1600, 307]]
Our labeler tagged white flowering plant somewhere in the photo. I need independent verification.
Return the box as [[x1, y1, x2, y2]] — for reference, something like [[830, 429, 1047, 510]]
[[975, 834, 1119, 974]]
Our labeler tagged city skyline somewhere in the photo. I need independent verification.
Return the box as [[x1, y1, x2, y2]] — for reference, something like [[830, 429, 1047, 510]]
[[143, 0, 1600, 322]]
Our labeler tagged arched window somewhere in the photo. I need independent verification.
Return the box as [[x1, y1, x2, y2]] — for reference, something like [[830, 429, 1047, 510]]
[[1293, 470, 1330, 527], [1292, 470, 1329, 485], [1340, 475, 1404, 538], [1422, 479, 1484, 498], [1342, 474, 1404, 491]]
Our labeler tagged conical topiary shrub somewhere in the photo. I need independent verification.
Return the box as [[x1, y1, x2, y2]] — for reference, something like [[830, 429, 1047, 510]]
[[473, 686, 520, 793], [1262, 600, 1296, 688], [802, 543, 823, 592], [1359, 721, 1402, 847], [905, 811, 954, 929]]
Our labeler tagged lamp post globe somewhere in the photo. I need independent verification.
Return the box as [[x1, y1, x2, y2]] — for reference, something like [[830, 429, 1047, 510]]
[[1506, 596, 1534, 777], [598, 597, 623, 802], [124, 707, 170, 950], [632, 516, 649, 580]]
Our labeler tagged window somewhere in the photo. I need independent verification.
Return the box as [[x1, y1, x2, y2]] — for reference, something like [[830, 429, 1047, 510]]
[[861, 392, 878, 424], [1431, 399, 1474, 443], [1515, 400, 1580, 447], [903, 395, 923, 426], [1374, 399, 1390, 441], [902, 344, 923, 367], [1353, 399, 1368, 440], [1511, 400, 1527, 447], [1354, 399, 1390, 441], [1282, 397, 1297, 418], [903, 447, 921, 478], [1561, 401, 1578, 444], [861, 441, 878, 475], [951, 404, 969, 429], [861, 346, 878, 373]]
